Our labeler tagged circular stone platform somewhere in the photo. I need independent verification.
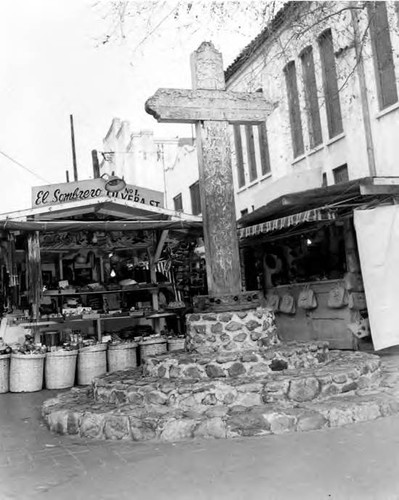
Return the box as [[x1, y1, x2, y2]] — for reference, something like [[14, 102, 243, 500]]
[[41, 309, 399, 442], [41, 349, 399, 442]]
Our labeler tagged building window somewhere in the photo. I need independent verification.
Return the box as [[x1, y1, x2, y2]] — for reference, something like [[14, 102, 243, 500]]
[[245, 125, 257, 182], [232, 122, 271, 186], [173, 193, 183, 212], [233, 125, 245, 188], [300, 46, 323, 148], [318, 29, 343, 139], [258, 122, 271, 176], [368, 2, 398, 110], [284, 61, 305, 158], [190, 181, 201, 215], [333, 164, 349, 184]]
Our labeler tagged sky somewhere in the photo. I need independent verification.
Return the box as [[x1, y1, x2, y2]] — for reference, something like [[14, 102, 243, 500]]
[[0, 0, 267, 213]]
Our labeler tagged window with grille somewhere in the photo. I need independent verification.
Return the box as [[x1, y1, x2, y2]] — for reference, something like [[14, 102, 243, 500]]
[[284, 61, 305, 158], [173, 193, 183, 212], [368, 2, 398, 110], [318, 29, 343, 139], [189, 181, 201, 215], [300, 46, 323, 148], [333, 164, 349, 184]]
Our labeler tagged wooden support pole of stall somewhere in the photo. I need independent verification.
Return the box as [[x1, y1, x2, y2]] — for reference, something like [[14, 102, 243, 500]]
[[154, 230, 169, 263], [344, 218, 361, 273], [27, 231, 42, 342]]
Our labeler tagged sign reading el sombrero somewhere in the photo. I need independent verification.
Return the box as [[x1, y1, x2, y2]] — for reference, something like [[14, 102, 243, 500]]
[[32, 179, 164, 208]]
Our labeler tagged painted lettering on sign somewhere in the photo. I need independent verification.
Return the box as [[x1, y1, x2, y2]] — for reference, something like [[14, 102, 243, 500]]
[[32, 179, 164, 208]]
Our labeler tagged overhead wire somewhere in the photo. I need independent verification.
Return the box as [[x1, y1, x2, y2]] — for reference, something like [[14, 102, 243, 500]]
[[0, 149, 50, 184]]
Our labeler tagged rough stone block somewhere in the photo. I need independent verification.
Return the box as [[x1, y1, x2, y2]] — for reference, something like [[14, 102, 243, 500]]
[[227, 362, 246, 377], [205, 364, 226, 378], [270, 359, 288, 372], [127, 392, 144, 405], [103, 415, 130, 440], [67, 412, 81, 435], [184, 366, 203, 379], [199, 391, 217, 405], [227, 409, 270, 436], [237, 312, 248, 319], [296, 412, 327, 432], [267, 413, 296, 434], [47, 410, 69, 435], [225, 321, 243, 332], [219, 313, 233, 322], [194, 417, 226, 439], [205, 406, 229, 418], [195, 325, 207, 334], [246, 320, 262, 331], [80, 413, 105, 439], [288, 377, 320, 402], [210, 322, 223, 333], [241, 352, 258, 363], [233, 332, 247, 342], [129, 416, 156, 441], [146, 391, 168, 405], [332, 373, 348, 384], [160, 419, 196, 441]]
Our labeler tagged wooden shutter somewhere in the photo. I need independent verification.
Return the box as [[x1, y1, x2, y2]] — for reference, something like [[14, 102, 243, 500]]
[[368, 2, 398, 110], [173, 193, 183, 212], [190, 181, 201, 215], [318, 29, 343, 138], [284, 61, 305, 158], [300, 46, 323, 148]]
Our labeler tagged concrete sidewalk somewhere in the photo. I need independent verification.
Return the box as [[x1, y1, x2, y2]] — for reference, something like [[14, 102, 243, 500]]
[[1, 349, 399, 500]]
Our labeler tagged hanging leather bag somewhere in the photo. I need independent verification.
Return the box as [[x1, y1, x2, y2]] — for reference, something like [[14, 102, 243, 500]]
[[327, 285, 348, 309], [298, 286, 318, 310], [279, 293, 296, 314], [266, 293, 280, 312]]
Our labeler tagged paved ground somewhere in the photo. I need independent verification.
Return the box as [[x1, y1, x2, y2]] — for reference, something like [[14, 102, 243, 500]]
[[1, 347, 399, 500]]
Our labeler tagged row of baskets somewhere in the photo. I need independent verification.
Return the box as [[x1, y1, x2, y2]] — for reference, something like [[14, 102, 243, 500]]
[[0, 336, 186, 393]]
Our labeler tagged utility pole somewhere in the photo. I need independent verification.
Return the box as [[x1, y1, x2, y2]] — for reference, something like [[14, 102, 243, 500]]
[[70, 114, 78, 181], [91, 150, 100, 178]]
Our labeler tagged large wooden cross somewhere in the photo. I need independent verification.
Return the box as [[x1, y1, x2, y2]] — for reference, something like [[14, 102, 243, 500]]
[[146, 42, 273, 297]]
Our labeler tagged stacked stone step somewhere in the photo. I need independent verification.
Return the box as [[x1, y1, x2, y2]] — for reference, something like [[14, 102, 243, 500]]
[[41, 350, 389, 441], [42, 307, 398, 441]]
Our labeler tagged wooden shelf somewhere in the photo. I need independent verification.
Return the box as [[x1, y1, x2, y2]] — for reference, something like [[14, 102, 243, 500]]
[[43, 284, 172, 297]]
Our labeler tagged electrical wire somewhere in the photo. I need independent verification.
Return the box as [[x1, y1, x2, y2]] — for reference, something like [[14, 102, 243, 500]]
[[0, 149, 50, 184]]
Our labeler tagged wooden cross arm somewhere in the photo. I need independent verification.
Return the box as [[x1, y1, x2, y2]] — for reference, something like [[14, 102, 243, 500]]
[[145, 88, 275, 124]]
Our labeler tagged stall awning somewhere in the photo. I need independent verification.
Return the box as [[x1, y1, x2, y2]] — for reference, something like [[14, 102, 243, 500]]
[[0, 219, 202, 232], [238, 208, 336, 239]]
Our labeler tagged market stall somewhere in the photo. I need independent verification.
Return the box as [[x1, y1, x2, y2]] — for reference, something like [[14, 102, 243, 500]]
[[238, 177, 399, 350], [0, 177, 203, 390]]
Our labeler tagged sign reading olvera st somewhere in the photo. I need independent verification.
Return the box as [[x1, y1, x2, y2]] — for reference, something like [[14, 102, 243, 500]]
[[32, 179, 164, 208]]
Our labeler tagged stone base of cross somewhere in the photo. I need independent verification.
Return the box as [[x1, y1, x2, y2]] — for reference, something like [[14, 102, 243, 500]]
[[146, 42, 273, 310]]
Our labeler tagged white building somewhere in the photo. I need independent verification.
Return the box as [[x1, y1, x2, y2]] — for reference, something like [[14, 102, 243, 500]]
[[100, 118, 198, 211], [224, 1, 399, 217]]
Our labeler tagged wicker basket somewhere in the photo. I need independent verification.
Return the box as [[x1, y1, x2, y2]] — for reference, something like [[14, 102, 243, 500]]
[[10, 353, 45, 393], [77, 344, 107, 386], [0, 354, 11, 393], [108, 342, 138, 373], [45, 350, 78, 389], [167, 338, 186, 352], [139, 338, 167, 361]]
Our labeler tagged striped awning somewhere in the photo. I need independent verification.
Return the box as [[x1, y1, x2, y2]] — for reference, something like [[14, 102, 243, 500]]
[[238, 208, 336, 239]]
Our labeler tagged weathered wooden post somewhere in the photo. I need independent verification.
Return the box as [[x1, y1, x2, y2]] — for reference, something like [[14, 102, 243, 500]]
[[146, 42, 273, 311]]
